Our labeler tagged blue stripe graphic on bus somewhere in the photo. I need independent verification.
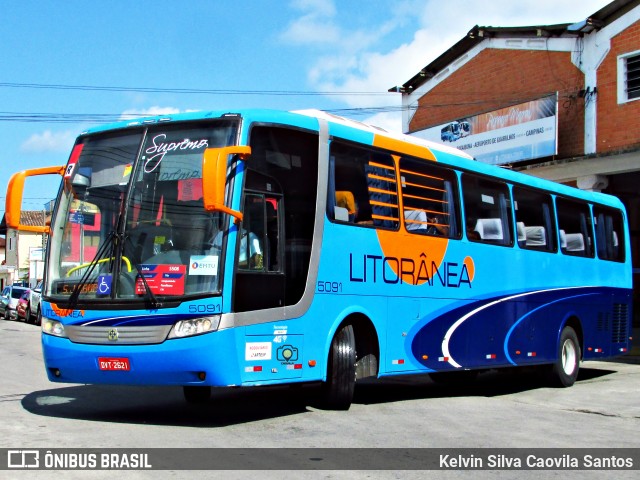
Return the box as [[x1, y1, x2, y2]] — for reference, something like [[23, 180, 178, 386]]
[[409, 287, 626, 370], [55, 313, 199, 327], [502, 292, 598, 365]]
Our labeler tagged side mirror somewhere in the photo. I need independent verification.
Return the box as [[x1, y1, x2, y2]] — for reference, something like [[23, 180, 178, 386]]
[[6, 165, 65, 233], [202, 146, 251, 222]]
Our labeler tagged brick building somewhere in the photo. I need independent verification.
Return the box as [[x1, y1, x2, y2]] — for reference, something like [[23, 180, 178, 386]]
[[393, 0, 640, 322]]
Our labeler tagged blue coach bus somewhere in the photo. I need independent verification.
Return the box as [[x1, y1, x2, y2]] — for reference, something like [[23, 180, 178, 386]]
[[5, 109, 632, 409]]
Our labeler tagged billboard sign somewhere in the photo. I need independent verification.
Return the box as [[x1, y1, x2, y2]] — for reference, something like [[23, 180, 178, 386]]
[[411, 94, 558, 166]]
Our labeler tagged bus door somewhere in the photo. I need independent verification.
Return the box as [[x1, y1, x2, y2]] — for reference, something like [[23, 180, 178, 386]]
[[233, 178, 285, 312]]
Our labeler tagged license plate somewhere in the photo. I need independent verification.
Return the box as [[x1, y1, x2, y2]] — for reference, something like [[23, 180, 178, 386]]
[[98, 357, 130, 371]]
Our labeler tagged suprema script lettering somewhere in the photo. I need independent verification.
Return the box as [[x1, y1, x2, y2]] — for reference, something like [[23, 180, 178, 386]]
[[144, 134, 209, 173]]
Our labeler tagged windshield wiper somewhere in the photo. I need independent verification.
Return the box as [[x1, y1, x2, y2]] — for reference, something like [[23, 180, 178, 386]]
[[68, 231, 117, 307]]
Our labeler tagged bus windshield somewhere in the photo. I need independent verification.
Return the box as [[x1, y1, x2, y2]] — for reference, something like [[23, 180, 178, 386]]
[[47, 121, 239, 304]]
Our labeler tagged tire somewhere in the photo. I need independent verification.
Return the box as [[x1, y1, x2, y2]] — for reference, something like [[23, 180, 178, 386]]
[[321, 324, 356, 410], [183, 386, 211, 404], [35, 306, 42, 327], [548, 326, 580, 387]]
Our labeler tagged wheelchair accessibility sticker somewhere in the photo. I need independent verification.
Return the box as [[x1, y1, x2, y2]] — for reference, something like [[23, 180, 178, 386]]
[[96, 274, 112, 296]]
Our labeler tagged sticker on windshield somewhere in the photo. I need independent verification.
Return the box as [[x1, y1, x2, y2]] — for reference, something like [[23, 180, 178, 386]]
[[120, 164, 133, 185], [135, 264, 186, 295], [96, 274, 112, 296], [178, 178, 203, 202], [189, 255, 219, 276], [64, 144, 84, 178]]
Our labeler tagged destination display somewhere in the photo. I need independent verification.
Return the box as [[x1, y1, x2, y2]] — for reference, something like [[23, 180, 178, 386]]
[[135, 264, 186, 295]]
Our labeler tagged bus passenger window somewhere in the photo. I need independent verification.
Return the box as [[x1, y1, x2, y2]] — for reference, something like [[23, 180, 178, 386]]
[[594, 206, 625, 262], [513, 186, 556, 252], [240, 194, 266, 270], [330, 142, 399, 229], [556, 198, 594, 257], [399, 158, 460, 238], [461, 174, 513, 246]]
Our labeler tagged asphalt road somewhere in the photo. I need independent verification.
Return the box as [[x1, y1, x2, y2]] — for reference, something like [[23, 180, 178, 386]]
[[1, 318, 639, 480]]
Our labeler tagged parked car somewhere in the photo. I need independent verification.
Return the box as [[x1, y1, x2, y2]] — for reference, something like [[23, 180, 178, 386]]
[[27, 280, 43, 324], [0, 285, 29, 320], [16, 289, 30, 322]]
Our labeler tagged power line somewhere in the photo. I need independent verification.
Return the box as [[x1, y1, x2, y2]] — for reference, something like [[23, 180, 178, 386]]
[[0, 93, 564, 124], [0, 81, 392, 97], [0, 80, 584, 98]]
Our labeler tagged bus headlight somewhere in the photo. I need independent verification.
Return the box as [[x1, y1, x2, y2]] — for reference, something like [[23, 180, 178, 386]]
[[168, 315, 220, 339], [42, 318, 67, 338]]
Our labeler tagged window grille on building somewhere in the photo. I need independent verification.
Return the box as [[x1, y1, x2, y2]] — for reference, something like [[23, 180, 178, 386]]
[[625, 53, 640, 100]]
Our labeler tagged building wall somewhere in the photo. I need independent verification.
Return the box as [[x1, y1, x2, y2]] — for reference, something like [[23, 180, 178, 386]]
[[18, 234, 42, 271], [5, 229, 43, 282], [597, 19, 640, 153], [5, 230, 17, 269], [408, 48, 586, 159], [0, 240, 10, 290]]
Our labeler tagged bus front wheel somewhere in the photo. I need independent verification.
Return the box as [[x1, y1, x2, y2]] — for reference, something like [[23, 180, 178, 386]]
[[548, 326, 580, 387], [321, 324, 356, 410], [183, 385, 211, 404]]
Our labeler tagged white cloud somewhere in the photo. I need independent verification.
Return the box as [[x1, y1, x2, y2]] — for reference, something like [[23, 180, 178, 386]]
[[20, 130, 77, 153], [290, 0, 336, 17], [280, 0, 339, 45], [119, 106, 182, 120], [314, 0, 610, 97], [362, 112, 403, 133], [295, 0, 610, 127]]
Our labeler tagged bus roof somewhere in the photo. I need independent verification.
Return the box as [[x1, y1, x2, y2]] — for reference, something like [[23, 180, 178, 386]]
[[78, 108, 623, 210]]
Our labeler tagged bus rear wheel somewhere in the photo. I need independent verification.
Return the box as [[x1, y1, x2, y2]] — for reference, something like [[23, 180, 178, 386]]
[[548, 326, 580, 387], [321, 324, 356, 410], [183, 385, 211, 404]]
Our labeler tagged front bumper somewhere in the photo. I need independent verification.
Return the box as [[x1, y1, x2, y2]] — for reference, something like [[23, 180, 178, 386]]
[[42, 327, 241, 386]]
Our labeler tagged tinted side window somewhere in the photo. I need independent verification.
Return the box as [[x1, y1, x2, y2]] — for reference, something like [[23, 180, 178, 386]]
[[556, 198, 594, 257], [513, 186, 556, 252], [11, 288, 25, 299], [399, 158, 460, 238], [330, 142, 399, 229], [594, 206, 625, 262], [462, 174, 513, 246]]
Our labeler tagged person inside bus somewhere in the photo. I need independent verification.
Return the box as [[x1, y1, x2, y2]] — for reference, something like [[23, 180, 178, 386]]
[[428, 216, 449, 236], [239, 229, 263, 269], [466, 217, 481, 240], [405, 210, 448, 236], [335, 190, 357, 222], [211, 228, 263, 269]]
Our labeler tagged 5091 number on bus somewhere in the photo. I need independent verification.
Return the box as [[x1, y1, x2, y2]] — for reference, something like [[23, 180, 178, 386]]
[[317, 281, 343, 293]]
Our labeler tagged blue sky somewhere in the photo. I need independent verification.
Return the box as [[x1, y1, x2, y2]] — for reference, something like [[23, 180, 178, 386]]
[[0, 0, 610, 218]]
